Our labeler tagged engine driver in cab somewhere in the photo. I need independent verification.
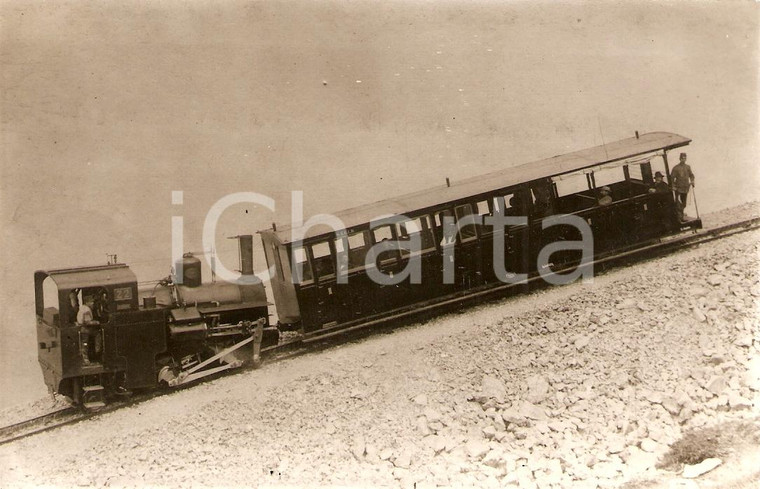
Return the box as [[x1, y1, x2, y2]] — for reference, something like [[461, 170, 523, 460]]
[[77, 295, 101, 365]]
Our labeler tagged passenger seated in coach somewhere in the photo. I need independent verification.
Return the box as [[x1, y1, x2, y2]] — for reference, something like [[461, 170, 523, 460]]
[[531, 179, 555, 217], [648, 172, 670, 194], [597, 186, 613, 206]]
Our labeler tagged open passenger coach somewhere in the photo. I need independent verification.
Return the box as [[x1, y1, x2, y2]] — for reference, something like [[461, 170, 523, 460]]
[[260, 132, 700, 336]]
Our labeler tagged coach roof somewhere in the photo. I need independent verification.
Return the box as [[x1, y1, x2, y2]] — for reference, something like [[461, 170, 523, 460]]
[[269, 131, 690, 244]]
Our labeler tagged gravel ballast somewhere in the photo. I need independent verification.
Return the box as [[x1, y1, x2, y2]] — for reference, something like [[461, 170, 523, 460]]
[[1, 205, 758, 488]]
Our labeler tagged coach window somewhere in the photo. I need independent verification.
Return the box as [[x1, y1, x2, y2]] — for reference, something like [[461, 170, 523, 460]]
[[553, 172, 589, 198], [338, 230, 369, 271], [496, 193, 519, 216], [592, 167, 623, 196], [649, 155, 667, 186], [491, 195, 504, 215], [552, 172, 595, 213], [624, 164, 649, 197], [476, 200, 491, 217], [475, 199, 492, 235], [397, 216, 436, 255], [292, 246, 313, 283], [491, 196, 503, 215], [334, 237, 348, 275], [638, 158, 654, 184], [455, 204, 478, 242], [372, 224, 400, 264], [372, 224, 394, 242], [311, 241, 335, 280], [628, 162, 645, 182], [433, 209, 456, 247]]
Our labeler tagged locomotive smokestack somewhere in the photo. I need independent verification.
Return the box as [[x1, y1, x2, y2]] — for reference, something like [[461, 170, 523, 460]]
[[238, 235, 254, 275]]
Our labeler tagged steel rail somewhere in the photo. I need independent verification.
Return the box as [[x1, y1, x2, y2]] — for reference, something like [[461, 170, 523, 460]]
[[0, 407, 81, 446], [3, 216, 758, 446]]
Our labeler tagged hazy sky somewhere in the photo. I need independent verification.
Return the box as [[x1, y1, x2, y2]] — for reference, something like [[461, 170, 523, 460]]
[[1, 0, 758, 406]]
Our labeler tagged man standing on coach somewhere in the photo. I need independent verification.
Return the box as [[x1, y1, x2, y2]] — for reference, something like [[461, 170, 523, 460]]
[[670, 152, 695, 208]]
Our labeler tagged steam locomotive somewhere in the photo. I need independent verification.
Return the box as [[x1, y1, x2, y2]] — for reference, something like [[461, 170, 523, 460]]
[[35, 236, 278, 409], [35, 132, 701, 408]]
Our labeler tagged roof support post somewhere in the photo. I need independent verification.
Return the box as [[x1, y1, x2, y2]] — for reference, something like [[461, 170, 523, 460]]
[[662, 151, 672, 186]]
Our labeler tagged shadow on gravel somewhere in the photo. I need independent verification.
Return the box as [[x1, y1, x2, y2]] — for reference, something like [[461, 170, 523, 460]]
[[656, 419, 760, 471], [623, 419, 760, 489]]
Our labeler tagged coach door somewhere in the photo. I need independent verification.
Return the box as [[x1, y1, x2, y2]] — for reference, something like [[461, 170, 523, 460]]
[[454, 203, 482, 290], [370, 224, 406, 311], [497, 189, 531, 279], [310, 241, 341, 328]]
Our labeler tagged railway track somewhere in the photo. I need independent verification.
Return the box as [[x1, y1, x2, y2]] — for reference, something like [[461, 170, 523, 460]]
[[0, 407, 81, 446], [2, 215, 758, 446], [0, 341, 315, 447]]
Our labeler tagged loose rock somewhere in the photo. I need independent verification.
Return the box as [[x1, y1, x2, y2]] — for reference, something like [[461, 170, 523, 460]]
[[465, 440, 490, 459], [682, 458, 722, 478], [525, 375, 551, 404]]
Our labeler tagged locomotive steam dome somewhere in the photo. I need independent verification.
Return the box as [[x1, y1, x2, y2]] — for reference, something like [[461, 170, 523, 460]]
[[176, 252, 202, 287]]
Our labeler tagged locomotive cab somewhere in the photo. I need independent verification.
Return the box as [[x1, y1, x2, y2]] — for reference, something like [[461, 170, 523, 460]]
[[34, 264, 167, 408]]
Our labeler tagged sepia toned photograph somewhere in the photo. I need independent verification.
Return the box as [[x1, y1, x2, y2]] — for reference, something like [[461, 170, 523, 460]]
[[1, 0, 759, 487]]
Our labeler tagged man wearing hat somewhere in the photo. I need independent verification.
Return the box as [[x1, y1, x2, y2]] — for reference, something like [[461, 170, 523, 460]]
[[597, 186, 612, 206], [648, 171, 670, 194], [649, 171, 675, 225], [670, 152, 695, 206]]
